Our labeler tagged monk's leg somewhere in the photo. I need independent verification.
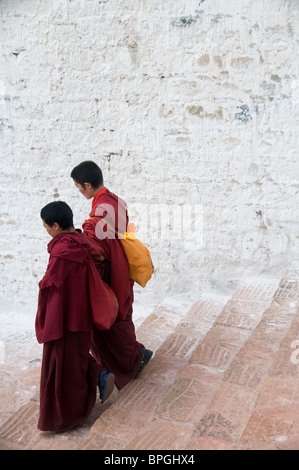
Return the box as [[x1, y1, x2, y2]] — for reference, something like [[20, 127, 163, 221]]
[[91, 285, 153, 389]]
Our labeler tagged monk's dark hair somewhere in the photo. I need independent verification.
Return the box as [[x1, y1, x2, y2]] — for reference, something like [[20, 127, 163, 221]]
[[41, 201, 74, 230], [70, 160, 103, 189]]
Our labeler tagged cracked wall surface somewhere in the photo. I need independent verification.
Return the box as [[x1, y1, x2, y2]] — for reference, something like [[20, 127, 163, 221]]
[[0, 0, 298, 311]]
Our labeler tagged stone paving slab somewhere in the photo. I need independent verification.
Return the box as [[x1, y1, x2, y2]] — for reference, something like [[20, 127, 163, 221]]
[[190, 326, 252, 371], [125, 419, 195, 451], [135, 297, 194, 355], [241, 410, 294, 447], [0, 402, 40, 449], [214, 299, 269, 330], [231, 278, 280, 302], [154, 364, 222, 426]]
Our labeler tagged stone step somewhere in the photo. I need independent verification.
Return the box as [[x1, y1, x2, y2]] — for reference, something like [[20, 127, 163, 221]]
[[1, 276, 298, 450], [78, 292, 229, 450], [168, 274, 299, 450], [118, 278, 282, 450], [0, 295, 196, 450], [239, 276, 299, 450]]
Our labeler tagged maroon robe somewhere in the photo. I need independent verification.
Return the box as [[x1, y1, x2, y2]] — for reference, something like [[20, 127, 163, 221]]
[[82, 188, 144, 390], [35, 232, 115, 432]]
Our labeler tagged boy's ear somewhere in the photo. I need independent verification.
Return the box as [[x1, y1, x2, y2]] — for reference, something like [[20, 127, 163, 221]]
[[52, 222, 61, 231], [83, 182, 92, 189]]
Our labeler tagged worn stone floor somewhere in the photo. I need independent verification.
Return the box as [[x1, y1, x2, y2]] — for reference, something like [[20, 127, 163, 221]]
[[1, 274, 299, 450]]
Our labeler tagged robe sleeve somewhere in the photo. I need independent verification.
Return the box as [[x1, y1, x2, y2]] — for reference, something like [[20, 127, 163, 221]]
[[35, 284, 64, 344], [35, 256, 93, 343]]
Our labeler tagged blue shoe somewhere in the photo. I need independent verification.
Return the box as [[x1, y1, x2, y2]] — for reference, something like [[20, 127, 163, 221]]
[[98, 371, 115, 403], [136, 347, 153, 377]]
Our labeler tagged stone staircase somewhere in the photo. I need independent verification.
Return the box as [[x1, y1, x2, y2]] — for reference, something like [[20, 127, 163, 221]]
[[1, 274, 299, 450]]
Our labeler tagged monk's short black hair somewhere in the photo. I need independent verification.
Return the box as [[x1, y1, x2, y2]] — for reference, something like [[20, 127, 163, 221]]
[[41, 201, 74, 230], [70, 160, 103, 189]]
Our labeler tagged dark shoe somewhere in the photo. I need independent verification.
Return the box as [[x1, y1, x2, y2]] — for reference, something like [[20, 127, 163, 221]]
[[136, 347, 153, 376], [98, 371, 115, 403]]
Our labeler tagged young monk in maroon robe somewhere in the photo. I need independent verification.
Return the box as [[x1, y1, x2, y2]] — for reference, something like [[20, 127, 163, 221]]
[[70, 161, 153, 390], [36, 201, 116, 432]]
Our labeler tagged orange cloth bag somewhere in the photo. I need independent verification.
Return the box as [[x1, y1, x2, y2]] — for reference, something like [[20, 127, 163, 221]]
[[119, 230, 154, 288]]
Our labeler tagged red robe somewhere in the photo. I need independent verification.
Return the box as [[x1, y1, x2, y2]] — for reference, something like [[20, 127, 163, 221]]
[[35, 232, 116, 432], [82, 188, 144, 390]]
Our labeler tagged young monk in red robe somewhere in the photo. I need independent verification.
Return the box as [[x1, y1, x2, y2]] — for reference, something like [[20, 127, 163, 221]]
[[36, 201, 116, 432], [70, 161, 153, 390]]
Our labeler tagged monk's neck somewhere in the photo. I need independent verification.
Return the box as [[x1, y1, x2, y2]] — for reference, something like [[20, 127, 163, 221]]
[[93, 185, 105, 196]]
